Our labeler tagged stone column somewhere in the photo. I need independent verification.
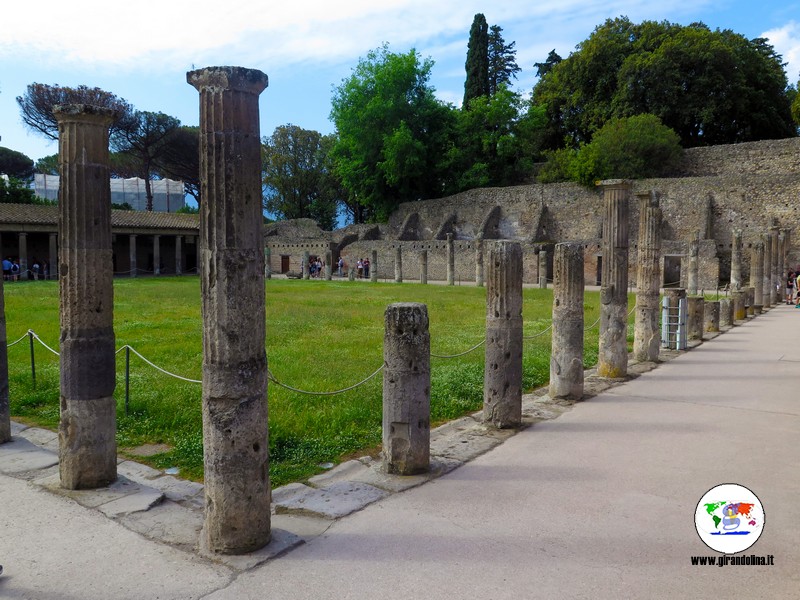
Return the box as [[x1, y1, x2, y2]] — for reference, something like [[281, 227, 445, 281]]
[[188, 66, 270, 555], [550, 243, 584, 400], [778, 229, 786, 299], [383, 303, 430, 475], [325, 250, 333, 281], [54, 104, 117, 490], [153, 234, 161, 275], [475, 240, 484, 287], [370, 249, 378, 283], [302, 250, 310, 279], [129, 234, 137, 277], [538, 250, 547, 288], [264, 246, 272, 279], [687, 296, 704, 341], [484, 241, 523, 427], [175, 235, 183, 275], [732, 290, 746, 322], [746, 287, 755, 317], [634, 192, 661, 362], [18, 232, 28, 280], [762, 233, 772, 309], [394, 246, 403, 283], [751, 242, 764, 309], [687, 232, 699, 296], [730, 228, 742, 291], [0, 273, 8, 443], [419, 249, 428, 284], [719, 297, 732, 328], [783, 228, 792, 275], [446, 233, 455, 286], [704, 301, 720, 333], [597, 180, 630, 378], [49, 232, 58, 279], [770, 226, 779, 305]]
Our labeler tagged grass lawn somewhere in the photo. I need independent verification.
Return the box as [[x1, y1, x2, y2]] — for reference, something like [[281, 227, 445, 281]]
[[4, 276, 633, 487]]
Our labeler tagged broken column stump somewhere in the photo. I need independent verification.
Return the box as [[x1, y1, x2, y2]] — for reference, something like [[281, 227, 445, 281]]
[[550, 242, 584, 400]]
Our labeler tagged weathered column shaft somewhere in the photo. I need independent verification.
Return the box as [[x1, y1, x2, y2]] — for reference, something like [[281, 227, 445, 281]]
[[49, 233, 58, 279], [0, 273, 8, 443], [704, 301, 720, 332], [370, 249, 378, 283], [394, 246, 403, 283], [778, 230, 786, 295], [732, 290, 746, 322], [746, 287, 755, 317], [175, 235, 183, 275], [265, 246, 272, 279], [538, 251, 547, 288], [419, 249, 428, 284], [153, 234, 161, 275], [475, 241, 484, 287], [634, 194, 662, 362], [770, 226, 779, 305], [751, 242, 764, 307], [719, 297, 732, 328], [383, 303, 430, 475], [687, 296, 704, 340], [763, 233, 772, 308], [55, 104, 117, 490], [325, 250, 332, 281], [446, 233, 455, 286], [687, 232, 699, 296], [730, 229, 742, 291], [18, 233, 28, 280], [550, 243, 584, 400], [484, 242, 523, 427], [188, 66, 270, 555], [302, 250, 310, 279], [129, 234, 137, 278], [597, 180, 630, 378]]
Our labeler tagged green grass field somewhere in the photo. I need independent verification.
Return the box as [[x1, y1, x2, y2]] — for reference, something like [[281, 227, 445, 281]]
[[5, 277, 633, 487]]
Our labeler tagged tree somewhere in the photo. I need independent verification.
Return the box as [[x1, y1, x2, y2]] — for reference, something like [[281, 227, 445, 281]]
[[0, 176, 37, 204], [463, 14, 490, 106], [112, 111, 181, 211], [261, 125, 338, 230], [0, 147, 34, 182], [533, 18, 796, 148], [330, 44, 455, 221], [34, 154, 59, 175], [153, 126, 201, 204], [16, 83, 133, 140], [534, 49, 562, 78], [487, 25, 521, 95]]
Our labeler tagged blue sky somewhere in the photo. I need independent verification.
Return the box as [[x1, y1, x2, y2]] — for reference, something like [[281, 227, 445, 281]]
[[1, 0, 799, 164]]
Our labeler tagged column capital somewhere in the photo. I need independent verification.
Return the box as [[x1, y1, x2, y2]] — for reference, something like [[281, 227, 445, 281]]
[[53, 104, 117, 127], [187, 66, 268, 95]]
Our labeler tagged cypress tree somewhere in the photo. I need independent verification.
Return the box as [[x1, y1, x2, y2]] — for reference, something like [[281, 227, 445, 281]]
[[463, 13, 489, 107], [488, 25, 521, 95]]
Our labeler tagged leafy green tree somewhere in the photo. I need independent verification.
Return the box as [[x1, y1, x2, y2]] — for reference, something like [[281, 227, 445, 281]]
[[112, 111, 181, 211], [0, 176, 37, 204], [0, 147, 34, 182], [488, 25, 521, 95], [534, 17, 796, 148], [330, 44, 455, 221], [791, 82, 800, 127], [261, 124, 338, 230], [464, 14, 490, 106], [534, 49, 563, 78], [16, 83, 133, 140], [34, 154, 59, 175], [176, 204, 199, 214], [153, 126, 201, 204]]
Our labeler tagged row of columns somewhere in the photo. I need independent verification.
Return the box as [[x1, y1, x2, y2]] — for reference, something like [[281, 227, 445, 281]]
[[128, 233, 193, 276], [0, 232, 59, 280], [729, 223, 792, 308]]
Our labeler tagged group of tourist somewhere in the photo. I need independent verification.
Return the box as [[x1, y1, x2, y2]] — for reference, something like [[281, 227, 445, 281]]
[[306, 257, 325, 278], [333, 256, 371, 278], [1, 257, 48, 281], [787, 269, 800, 307]]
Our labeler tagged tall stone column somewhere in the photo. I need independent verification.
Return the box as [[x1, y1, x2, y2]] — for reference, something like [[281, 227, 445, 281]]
[[265, 246, 272, 279], [325, 250, 332, 281], [302, 250, 310, 279], [778, 230, 786, 300], [446, 233, 455, 286], [538, 250, 547, 288], [383, 303, 430, 475], [419, 249, 428, 284], [18, 232, 28, 280], [370, 249, 378, 283], [49, 233, 58, 279], [770, 226, 779, 305], [763, 232, 772, 308], [550, 243, 584, 400], [783, 228, 792, 273], [394, 245, 403, 283], [483, 241, 523, 428], [153, 234, 161, 275], [0, 273, 8, 443], [475, 240, 484, 287], [175, 235, 183, 275], [687, 232, 699, 296], [751, 242, 764, 308], [129, 234, 137, 277], [597, 180, 630, 378], [54, 104, 117, 490], [634, 193, 662, 362], [730, 228, 742, 291], [188, 66, 270, 555]]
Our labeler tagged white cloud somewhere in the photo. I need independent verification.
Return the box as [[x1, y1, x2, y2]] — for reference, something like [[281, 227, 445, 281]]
[[763, 21, 800, 81]]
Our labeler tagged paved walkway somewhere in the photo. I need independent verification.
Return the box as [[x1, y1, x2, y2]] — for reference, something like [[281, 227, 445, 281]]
[[1, 305, 798, 599]]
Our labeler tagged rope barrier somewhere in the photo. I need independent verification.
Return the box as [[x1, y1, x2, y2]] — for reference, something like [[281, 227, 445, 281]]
[[523, 323, 553, 340], [431, 338, 485, 358], [267, 365, 383, 396], [122, 345, 202, 384], [28, 330, 60, 356], [6, 333, 29, 348]]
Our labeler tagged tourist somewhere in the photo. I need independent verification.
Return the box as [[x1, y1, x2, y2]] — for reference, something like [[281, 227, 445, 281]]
[[11, 260, 20, 281], [31, 258, 40, 280], [787, 270, 795, 304], [357, 258, 364, 279], [338, 257, 344, 277], [2, 257, 11, 281], [363, 257, 370, 278]]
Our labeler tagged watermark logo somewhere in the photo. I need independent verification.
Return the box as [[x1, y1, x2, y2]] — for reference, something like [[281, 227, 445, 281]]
[[694, 483, 765, 554]]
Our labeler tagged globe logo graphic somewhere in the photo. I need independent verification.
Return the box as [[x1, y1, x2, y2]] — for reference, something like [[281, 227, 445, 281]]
[[694, 483, 765, 554]]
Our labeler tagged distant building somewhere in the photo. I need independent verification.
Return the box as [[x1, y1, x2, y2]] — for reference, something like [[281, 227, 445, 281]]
[[34, 175, 186, 212]]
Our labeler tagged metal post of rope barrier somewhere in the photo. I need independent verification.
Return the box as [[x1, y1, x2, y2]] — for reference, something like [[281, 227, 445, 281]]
[[125, 346, 131, 416], [28, 331, 36, 389]]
